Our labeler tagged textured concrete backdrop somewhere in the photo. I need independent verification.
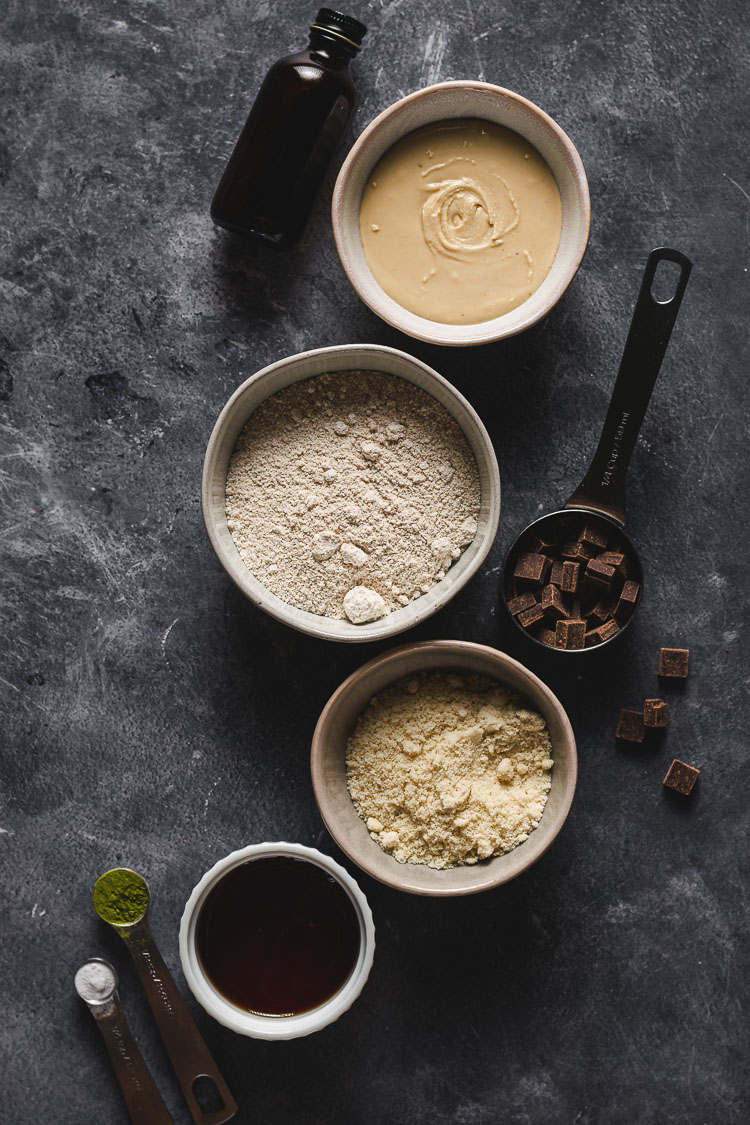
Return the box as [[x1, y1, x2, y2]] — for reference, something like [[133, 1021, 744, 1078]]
[[2, 1, 749, 1122]]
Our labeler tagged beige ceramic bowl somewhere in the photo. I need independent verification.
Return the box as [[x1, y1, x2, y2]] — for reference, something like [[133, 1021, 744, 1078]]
[[332, 81, 590, 346], [202, 344, 501, 642], [311, 640, 577, 895]]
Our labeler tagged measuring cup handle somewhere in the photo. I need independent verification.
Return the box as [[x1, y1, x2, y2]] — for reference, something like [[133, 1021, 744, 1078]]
[[565, 247, 692, 525], [128, 929, 237, 1125], [93, 1000, 175, 1125]]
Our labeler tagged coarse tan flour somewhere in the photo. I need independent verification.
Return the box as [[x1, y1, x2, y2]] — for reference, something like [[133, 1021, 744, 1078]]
[[346, 672, 554, 869], [225, 371, 480, 622]]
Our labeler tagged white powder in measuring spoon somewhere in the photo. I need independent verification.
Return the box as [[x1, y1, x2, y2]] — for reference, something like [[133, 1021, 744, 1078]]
[[225, 371, 480, 622]]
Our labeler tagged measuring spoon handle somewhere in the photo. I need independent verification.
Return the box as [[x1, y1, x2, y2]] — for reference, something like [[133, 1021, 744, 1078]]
[[566, 247, 692, 525], [90, 999, 175, 1125], [127, 926, 237, 1124]]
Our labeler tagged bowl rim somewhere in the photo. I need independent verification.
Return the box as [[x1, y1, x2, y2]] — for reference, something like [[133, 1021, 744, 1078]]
[[310, 639, 578, 896], [332, 79, 591, 347], [178, 842, 376, 1040], [202, 343, 501, 642]]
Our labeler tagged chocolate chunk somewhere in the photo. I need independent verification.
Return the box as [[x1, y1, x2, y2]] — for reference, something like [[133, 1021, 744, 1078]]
[[663, 758, 699, 795], [586, 619, 620, 646], [518, 603, 545, 629], [597, 551, 625, 569], [586, 557, 616, 585], [549, 560, 564, 587], [529, 535, 557, 556], [514, 552, 551, 586], [540, 584, 569, 620], [598, 551, 628, 577], [587, 597, 615, 624], [615, 579, 640, 616], [616, 709, 645, 743], [560, 560, 580, 593], [658, 647, 689, 678], [537, 627, 557, 647], [507, 590, 538, 616], [644, 698, 668, 728], [555, 618, 586, 650], [562, 540, 593, 562], [579, 522, 608, 550]]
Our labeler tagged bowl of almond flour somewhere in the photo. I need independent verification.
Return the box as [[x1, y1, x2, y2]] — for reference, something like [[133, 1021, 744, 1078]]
[[202, 345, 501, 641], [311, 640, 577, 895]]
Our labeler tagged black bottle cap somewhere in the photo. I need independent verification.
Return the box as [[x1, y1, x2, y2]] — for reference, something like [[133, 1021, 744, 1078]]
[[312, 8, 367, 49]]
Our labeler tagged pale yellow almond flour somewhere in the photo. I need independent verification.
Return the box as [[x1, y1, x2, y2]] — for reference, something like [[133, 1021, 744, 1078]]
[[346, 671, 554, 869]]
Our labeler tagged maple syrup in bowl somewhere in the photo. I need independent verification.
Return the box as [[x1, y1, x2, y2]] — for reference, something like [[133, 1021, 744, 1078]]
[[180, 843, 375, 1039]]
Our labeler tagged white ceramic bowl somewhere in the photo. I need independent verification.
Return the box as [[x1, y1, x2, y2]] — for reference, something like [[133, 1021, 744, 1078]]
[[332, 81, 591, 346], [202, 343, 501, 642], [311, 641, 577, 896], [179, 842, 375, 1040]]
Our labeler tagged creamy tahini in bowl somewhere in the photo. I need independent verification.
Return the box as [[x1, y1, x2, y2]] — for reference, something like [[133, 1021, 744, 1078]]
[[359, 117, 562, 325]]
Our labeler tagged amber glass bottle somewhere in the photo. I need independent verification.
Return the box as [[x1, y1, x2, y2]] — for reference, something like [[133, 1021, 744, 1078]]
[[210, 9, 367, 250]]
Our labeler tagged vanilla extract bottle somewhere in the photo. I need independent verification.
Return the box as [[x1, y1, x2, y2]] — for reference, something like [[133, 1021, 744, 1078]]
[[210, 8, 367, 250]]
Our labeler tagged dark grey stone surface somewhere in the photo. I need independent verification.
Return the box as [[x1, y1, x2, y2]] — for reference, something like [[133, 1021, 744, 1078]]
[[2, 1, 749, 1122]]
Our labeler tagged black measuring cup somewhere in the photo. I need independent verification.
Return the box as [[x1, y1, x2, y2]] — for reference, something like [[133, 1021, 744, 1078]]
[[502, 247, 692, 652]]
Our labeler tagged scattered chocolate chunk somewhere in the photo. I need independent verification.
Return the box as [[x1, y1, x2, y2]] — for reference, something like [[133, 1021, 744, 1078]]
[[644, 698, 668, 728], [579, 522, 608, 550], [560, 560, 580, 593], [549, 560, 564, 586], [537, 627, 557, 647], [514, 552, 550, 586], [540, 584, 569, 620], [663, 758, 699, 795], [518, 603, 545, 629], [586, 619, 620, 646], [507, 590, 538, 616], [616, 709, 645, 743], [658, 647, 690, 678], [555, 618, 586, 650]]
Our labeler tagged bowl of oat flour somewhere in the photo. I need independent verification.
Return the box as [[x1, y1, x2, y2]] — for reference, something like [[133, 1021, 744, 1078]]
[[202, 345, 501, 641]]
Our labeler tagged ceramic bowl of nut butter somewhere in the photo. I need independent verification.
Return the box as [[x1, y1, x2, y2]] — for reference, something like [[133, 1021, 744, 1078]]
[[332, 81, 590, 346]]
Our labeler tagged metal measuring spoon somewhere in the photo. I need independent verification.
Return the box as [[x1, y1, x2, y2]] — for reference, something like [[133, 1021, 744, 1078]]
[[502, 247, 692, 652], [94, 869, 237, 1125], [75, 958, 174, 1124]]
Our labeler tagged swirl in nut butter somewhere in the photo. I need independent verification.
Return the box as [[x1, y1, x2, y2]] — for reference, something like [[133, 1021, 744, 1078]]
[[360, 119, 562, 325]]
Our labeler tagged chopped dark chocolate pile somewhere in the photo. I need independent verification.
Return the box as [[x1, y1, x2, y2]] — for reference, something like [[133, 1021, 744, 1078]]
[[616, 709, 645, 743], [658, 647, 690, 678], [644, 699, 668, 728], [504, 514, 640, 650], [663, 758, 699, 795]]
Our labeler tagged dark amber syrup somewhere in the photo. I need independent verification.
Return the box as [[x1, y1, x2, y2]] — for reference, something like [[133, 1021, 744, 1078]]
[[196, 857, 361, 1016]]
